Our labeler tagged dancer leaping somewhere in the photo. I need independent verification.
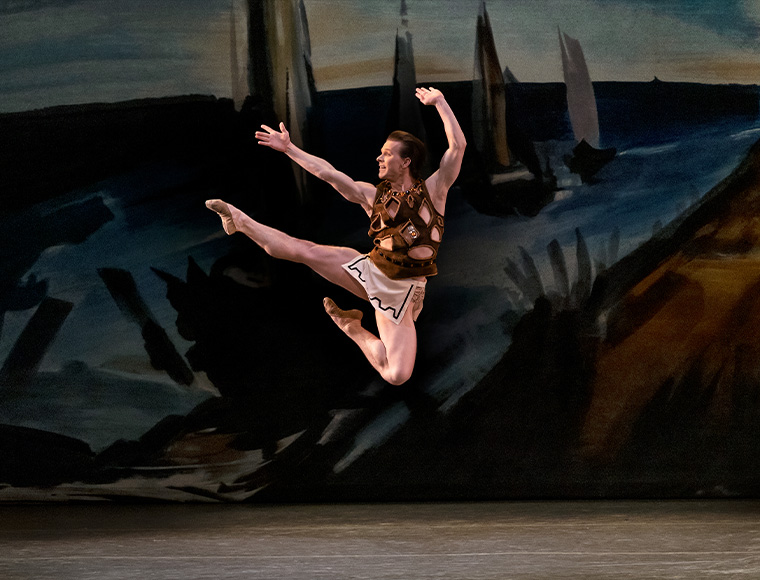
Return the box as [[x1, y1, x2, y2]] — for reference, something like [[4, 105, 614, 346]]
[[206, 87, 465, 385]]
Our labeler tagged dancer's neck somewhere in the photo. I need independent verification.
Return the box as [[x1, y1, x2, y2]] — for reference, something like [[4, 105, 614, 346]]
[[389, 176, 414, 193]]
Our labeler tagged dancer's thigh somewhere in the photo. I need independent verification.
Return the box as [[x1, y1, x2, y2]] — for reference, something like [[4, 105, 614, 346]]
[[375, 308, 417, 382], [300, 243, 369, 300]]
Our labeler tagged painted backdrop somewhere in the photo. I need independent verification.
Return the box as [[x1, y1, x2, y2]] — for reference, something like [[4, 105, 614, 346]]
[[2, 0, 760, 501]]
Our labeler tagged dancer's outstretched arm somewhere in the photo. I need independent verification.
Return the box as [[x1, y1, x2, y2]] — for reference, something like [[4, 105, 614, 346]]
[[415, 87, 466, 211], [256, 123, 376, 214]]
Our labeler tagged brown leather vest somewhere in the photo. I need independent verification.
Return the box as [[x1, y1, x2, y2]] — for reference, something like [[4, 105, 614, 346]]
[[368, 179, 444, 279]]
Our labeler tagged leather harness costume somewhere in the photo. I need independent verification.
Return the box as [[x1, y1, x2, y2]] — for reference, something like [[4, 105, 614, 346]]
[[368, 179, 444, 280]]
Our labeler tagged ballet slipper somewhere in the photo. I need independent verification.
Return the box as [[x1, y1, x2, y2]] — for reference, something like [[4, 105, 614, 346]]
[[323, 297, 363, 330], [205, 199, 237, 235]]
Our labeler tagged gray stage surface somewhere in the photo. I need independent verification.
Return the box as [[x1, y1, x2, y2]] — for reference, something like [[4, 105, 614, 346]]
[[0, 500, 758, 579]]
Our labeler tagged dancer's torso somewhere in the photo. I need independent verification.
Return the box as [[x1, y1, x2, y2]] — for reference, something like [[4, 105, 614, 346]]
[[368, 179, 444, 280]]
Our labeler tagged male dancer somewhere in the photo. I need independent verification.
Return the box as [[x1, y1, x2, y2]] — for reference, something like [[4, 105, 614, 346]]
[[206, 87, 465, 385]]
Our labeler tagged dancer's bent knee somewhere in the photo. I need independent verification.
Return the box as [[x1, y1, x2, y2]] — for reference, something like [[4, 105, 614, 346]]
[[383, 365, 414, 386]]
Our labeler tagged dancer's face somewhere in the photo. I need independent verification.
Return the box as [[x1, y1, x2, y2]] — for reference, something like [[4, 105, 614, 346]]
[[377, 140, 409, 181]]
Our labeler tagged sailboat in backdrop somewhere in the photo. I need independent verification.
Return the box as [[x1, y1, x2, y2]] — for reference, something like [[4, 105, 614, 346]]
[[229, 0, 248, 111], [464, 1, 556, 217], [247, 0, 317, 204], [558, 28, 616, 182], [386, 3, 429, 148], [385, 0, 435, 178]]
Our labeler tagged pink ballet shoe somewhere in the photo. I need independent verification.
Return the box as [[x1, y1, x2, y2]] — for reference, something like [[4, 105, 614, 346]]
[[205, 199, 237, 235], [323, 297, 363, 329]]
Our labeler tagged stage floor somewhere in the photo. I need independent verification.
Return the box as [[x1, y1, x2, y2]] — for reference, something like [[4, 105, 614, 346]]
[[0, 500, 758, 579]]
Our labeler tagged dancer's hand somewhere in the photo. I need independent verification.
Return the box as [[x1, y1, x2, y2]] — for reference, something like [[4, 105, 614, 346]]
[[255, 122, 291, 152], [415, 87, 444, 106]]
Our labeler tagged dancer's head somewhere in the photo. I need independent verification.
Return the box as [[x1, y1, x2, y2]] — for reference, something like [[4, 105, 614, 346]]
[[379, 131, 427, 180]]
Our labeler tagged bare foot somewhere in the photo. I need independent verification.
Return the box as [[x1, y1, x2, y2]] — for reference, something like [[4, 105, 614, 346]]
[[206, 199, 237, 235], [323, 297, 363, 331]]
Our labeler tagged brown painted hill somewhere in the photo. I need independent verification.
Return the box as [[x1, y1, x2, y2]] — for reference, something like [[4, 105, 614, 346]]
[[581, 137, 760, 469]]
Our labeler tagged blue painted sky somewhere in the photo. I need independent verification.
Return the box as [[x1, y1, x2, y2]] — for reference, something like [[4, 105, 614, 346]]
[[1, 0, 760, 112]]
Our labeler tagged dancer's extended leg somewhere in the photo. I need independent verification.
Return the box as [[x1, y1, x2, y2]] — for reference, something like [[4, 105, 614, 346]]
[[324, 298, 417, 386], [206, 199, 366, 299]]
